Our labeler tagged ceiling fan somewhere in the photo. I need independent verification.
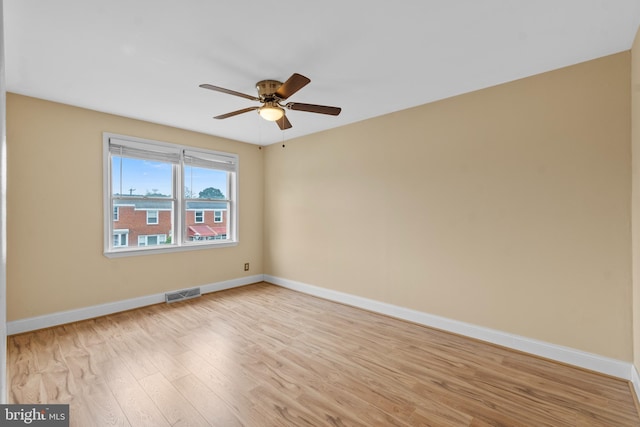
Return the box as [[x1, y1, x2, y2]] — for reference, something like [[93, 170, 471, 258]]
[[199, 73, 341, 130]]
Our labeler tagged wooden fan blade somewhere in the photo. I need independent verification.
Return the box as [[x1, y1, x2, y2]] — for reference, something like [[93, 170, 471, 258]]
[[275, 73, 311, 100], [286, 102, 341, 116], [214, 107, 258, 119], [200, 84, 260, 101], [276, 115, 292, 130]]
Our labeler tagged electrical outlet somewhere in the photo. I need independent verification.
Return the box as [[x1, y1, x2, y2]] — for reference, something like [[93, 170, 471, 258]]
[[244, 263, 250, 271]]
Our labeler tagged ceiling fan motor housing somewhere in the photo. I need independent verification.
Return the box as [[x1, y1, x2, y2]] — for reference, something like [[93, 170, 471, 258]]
[[256, 80, 282, 99]]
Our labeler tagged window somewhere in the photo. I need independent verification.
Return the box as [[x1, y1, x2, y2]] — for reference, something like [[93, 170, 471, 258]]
[[146, 210, 159, 225], [104, 133, 238, 256], [138, 234, 167, 246], [113, 230, 128, 247]]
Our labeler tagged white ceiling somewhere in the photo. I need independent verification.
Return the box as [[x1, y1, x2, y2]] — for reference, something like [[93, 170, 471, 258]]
[[4, 1, 640, 145]]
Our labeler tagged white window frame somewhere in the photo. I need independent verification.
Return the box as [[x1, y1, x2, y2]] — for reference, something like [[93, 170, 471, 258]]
[[213, 210, 223, 223], [103, 133, 238, 257], [194, 210, 204, 223]]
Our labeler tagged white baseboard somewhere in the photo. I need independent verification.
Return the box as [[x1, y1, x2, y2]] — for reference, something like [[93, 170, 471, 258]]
[[632, 365, 640, 399], [265, 275, 635, 382], [7, 274, 264, 335]]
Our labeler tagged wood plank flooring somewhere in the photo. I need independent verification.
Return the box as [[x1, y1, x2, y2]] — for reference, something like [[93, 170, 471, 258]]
[[7, 282, 640, 426]]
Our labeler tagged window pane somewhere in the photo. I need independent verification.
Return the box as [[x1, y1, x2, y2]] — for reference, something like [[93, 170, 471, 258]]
[[112, 156, 173, 198], [147, 210, 159, 224], [184, 166, 227, 199]]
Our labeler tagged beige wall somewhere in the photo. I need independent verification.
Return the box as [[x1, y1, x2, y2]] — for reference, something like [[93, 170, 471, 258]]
[[264, 53, 632, 361], [6, 94, 263, 321], [632, 28, 640, 372], [6, 51, 634, 363]]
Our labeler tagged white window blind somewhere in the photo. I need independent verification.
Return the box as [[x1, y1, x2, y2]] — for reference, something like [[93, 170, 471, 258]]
[[183, 149, 237, 172], [109, 137, 181, 163]]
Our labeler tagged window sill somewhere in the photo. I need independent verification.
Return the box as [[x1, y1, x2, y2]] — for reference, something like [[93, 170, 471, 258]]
[[104, 241, 238, 258]]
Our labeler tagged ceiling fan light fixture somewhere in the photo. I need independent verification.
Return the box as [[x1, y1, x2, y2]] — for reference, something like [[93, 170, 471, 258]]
[[258, 103, 285, 121]]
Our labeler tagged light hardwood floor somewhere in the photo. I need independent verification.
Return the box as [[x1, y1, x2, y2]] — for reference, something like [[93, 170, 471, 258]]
[[8, 282, 640, 426]]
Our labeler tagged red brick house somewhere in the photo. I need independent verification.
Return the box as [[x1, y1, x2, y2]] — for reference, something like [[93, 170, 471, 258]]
[[112, 199, 227, 248]]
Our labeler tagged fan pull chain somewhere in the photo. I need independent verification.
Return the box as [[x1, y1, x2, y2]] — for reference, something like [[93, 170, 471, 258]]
[[282, 121, 286, 148]]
